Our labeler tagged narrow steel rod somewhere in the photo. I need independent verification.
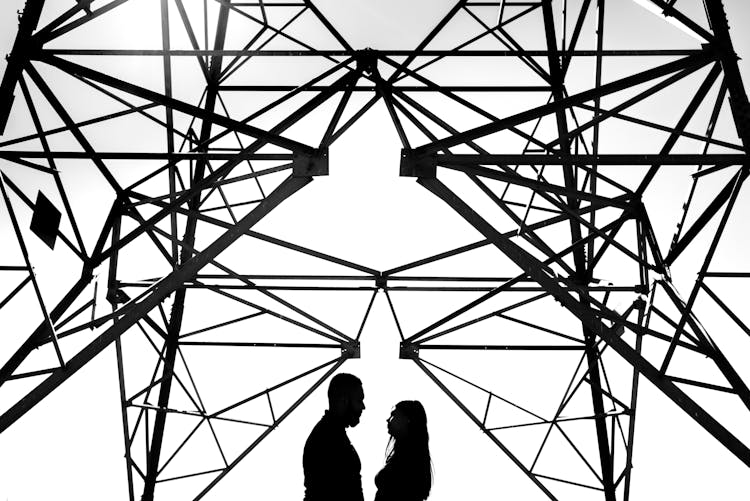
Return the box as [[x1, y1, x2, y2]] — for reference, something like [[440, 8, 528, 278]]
[[411, 356, 558, 500], [193, 357, 348, 500], [0, 174, 311, 434], [418, 176, 750, 466]]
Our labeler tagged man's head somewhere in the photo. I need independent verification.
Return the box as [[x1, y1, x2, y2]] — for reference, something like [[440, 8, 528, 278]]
[[328, 373, 365, 427]]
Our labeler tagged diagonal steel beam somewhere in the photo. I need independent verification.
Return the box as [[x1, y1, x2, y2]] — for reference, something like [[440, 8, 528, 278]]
[[36, 53, 315, 155], [141, 3, 233, 497], [418, 175, 750, 467], [412, 51, 713, 155], [33, 0, 131, 44], [304, 0, 352, 51], [410, 356, 559, 500], [193, 355, 348, 500], [668, 0, 750, 265], [441, 162, 632, 209], [0, 174, 311, 434], [387, 0, 467, 84], [0, 0, 45, 134]]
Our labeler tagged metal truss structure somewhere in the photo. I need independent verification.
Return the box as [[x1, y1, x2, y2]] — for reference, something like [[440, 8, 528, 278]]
[[0, 0, 749, 499]]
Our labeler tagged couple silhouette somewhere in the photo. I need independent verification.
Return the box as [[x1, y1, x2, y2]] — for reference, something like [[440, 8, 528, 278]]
[[303, 373, 432, 501]]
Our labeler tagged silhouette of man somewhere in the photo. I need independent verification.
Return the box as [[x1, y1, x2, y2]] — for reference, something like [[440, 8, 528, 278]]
[[303, 373, 366, 501]]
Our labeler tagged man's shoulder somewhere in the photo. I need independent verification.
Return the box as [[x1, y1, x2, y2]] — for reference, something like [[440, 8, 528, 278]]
[[308, 413, 343, 437], [307, 414, 328, 434], [304, 414, 333, 450]]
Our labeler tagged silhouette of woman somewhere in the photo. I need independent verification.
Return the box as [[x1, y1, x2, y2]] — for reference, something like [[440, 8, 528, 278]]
[[374, 400, 432, 501]]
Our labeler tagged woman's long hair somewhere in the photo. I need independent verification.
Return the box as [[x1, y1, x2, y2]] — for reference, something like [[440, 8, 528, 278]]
[[385, 400, 432, 499]]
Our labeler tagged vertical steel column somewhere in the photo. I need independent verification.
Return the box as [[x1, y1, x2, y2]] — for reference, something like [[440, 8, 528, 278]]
[[160, 0, 179, 264], [588, 0, 605, 264], [0, 2, 97, 389], [659, 0, 750, 410], [141, 3, 232, 499], [703, 0, 750, 149], [417, 175, 750, 468], [0, 173, 311, 431], [108, 209, 136, 501], [0, 0, 45, 133], [541, 1, 615, 497], [622, 220, 650, 501], [0, 174, 65, 368]]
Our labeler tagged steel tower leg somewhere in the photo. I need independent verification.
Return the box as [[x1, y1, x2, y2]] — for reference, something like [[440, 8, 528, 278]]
[[541, 1, 615, 496]]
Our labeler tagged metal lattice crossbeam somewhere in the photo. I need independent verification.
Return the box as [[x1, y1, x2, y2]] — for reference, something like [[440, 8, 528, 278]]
[[0, 1, 748, 500]]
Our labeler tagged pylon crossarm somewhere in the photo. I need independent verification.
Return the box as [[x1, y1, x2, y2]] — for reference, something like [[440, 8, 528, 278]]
[[0, 174, 311, 434], [417, 175, 750, 468], [1, 1, 750, 499], [410, 51, 714, 155]]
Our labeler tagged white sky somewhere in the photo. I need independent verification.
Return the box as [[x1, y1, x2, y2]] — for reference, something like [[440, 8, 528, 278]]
[[0, 1, 749, 500]]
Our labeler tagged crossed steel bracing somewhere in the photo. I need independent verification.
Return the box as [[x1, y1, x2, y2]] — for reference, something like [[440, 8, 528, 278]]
[[0, 0, 749, 499]]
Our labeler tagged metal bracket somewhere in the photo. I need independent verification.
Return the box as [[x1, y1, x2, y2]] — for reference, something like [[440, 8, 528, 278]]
[[292, 148, 329, 177], [399, 342, 418, 360], [400, 149, 436, 178], [342, 340, 360, 359], [355, 48, 378, 75], [107, 285, 128, 305], [78, 0, 94, 15], [375, 274, 387, 289]]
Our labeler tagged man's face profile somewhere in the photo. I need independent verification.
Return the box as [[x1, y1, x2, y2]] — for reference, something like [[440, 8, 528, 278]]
[[345, 386, 365, 427]]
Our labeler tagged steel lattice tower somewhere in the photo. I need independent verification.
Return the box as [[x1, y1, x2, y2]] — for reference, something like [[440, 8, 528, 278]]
[[0, 1, 749, 500]]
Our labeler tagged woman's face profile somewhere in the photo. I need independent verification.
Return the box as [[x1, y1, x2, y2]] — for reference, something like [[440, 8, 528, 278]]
[[387, 407, 409, 438]]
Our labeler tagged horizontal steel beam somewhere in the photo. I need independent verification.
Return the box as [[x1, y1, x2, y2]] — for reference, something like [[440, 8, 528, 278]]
[[437, 153, 748, 166], [218, 85, 551, 92], [0, 174, 310, 434], [0, 152, 294, 161], [36, 53, 317, 155], [42, 49, 705, 57], [413, 51, 713, 155], [419, 176, 750, 467]]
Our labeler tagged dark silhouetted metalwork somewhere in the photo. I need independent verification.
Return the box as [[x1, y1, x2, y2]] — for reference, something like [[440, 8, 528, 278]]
[[0, 1, 748, 500]]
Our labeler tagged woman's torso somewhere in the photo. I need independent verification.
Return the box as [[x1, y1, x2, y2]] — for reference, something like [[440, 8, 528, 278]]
[[374, 457, 428, 501]]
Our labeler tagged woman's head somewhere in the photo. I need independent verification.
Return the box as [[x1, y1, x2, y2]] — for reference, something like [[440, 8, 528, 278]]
[[387, 400, 428, 441], [385, 400, 432, 498]]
